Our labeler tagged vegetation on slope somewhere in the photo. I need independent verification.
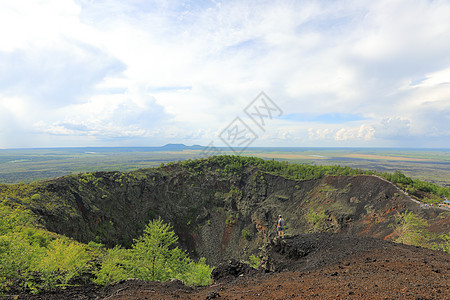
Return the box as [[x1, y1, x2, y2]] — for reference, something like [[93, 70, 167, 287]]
[[0, 202, 212, 294], [0, 202, 96, 293], [178, 156, 450, 202], [179, 155, 375, 180], [378, 170, 449, 201], [392, 211, 449, 252]]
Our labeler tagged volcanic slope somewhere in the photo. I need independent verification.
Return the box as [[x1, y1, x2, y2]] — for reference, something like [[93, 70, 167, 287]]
[[2, 156, 448, 266], [12, 233, 450, 299]]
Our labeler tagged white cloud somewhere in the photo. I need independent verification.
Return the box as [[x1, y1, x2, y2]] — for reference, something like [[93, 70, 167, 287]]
[[305, 123, 375, 144], [309, 128, 333, 141], [0, 0, 449, 147]]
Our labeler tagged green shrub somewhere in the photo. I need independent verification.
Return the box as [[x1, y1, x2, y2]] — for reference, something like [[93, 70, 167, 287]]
[[0, 204, 36, 234], [226, 213, 236, 225], [393, 211, 430, 247], [248, 254, 260, 269], [35, 238, 92, 288], [0, 231, 43, 292], [181, 258, 213, 286], [306, 208, 328, 233], [93, 246, 129, 285], [390, 211, 449, 253], [241, 228, 251, 241], [433, 232, 450, 253], [0, 203, 95, 293]]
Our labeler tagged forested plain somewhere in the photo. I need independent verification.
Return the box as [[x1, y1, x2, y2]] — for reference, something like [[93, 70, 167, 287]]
[[0, 146, 449, 186]]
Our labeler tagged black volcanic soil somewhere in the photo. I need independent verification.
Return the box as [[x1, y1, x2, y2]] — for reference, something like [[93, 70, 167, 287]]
[[9, 234, 449, 300]]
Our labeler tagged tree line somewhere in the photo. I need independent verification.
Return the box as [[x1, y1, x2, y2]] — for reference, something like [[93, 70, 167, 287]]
[[178, 155, 449, 200]]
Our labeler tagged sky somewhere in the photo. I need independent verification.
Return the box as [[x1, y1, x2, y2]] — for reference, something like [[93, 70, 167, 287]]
[[0, 0, 449, 149]]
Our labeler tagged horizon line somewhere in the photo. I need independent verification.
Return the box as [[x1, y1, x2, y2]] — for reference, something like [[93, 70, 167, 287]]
[[1, 144, 449, 151]]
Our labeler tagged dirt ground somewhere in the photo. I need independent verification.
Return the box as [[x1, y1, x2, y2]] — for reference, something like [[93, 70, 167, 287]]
[[8, 234, 450, 300]]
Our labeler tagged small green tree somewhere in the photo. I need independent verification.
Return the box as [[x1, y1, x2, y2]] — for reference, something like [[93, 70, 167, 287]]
[[94, 217, 213, 286], [130, 217, 189, 281]]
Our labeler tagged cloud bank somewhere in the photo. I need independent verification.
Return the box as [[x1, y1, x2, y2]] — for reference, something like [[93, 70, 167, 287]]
[[0, 0, 449, 148]]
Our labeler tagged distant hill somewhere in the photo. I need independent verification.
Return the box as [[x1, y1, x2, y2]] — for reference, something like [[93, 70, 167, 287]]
[[161, 143, 204, 150]]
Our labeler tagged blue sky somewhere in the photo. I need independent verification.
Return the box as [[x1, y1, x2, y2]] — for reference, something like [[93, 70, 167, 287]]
[[0, 0, 449, 148]]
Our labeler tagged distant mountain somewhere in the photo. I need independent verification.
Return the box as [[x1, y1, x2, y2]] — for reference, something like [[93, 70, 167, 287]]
[[161, 144, 204, 150]]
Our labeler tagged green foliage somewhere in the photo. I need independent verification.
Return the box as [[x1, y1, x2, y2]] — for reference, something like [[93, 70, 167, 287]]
[[0, 204, 36, 234], [393, 211, 430, 247], [391, 211, 449, 253], [0, 202, 96, 293], [35, 238, 92, 288], [405, 186, 416, 195], [0, 231, 42, 293], [93, 246, 129, 285], [79, 172, 103, 186], [412, 179, 449, 197], [241, 228, 251, 241], [422, 194, 443, 205], [30, 194, 41, 201], [305, 208, 328, 233], [94, 218, 213, 286], [201, 156, 449, 203], [2, 154, 449, 294], [130, 218, 189, 281], [0, 204, 41, 293], [248, 254, 260, 269], [379, 171, 450, 201], [204, 156, 375, 181], [182, 258, 213, 286], [227, 185, 242, 199], [317, 184, 337, 194], [1, 210, 213, 292], [433, 232, 450, 253], [225, 213, 237, 226]]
